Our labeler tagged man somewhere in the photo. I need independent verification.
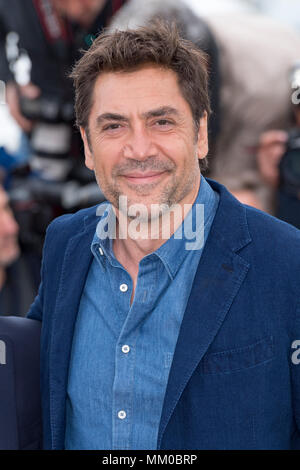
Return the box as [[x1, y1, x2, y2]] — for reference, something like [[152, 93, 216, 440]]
[[28, 22, 300, 450], [199, 13, 300, 213], [0, 185, 20, 312]]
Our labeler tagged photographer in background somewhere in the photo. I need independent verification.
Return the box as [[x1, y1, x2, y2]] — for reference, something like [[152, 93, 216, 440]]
[[257, 62, 300, 229], [0, 0, 127, 182], [0, 0, 125, 294], [0, 186, 20, 315]]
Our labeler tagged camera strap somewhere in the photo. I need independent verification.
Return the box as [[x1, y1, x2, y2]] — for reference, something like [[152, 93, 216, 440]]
[[111, 0, 127, 15], [32, 0, 74, 76], [32, 0, 71, 44]]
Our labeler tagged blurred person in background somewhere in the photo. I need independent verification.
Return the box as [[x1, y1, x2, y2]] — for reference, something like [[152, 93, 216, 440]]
[[198, 12, 300, 212], [0, 0, 126, 295], [0, 0, 127, 182], [0, 185, 20, 314], [257, 62, 300, 229]]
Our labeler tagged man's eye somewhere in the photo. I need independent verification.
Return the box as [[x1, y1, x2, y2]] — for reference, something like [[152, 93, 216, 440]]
[[155, 119, 171, 126], [103, 123, 122, 131]]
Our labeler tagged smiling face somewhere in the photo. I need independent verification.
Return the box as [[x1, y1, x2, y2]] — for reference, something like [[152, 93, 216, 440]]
[[81, 65, 208, 215]]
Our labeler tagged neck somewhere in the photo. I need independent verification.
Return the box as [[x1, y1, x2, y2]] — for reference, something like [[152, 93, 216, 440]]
[[113, 175, 201, 270]]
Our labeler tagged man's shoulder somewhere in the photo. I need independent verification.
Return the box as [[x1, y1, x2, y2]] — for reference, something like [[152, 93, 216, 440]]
[[209, 178, 300, 253], [240, 204, 300, 281], [244, 203, 300, 249], [48, 205, 98, 232], [44, 205, 99, 248]]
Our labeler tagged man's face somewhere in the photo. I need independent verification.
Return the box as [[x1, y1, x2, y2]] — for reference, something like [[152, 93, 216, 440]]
[[0, 188, 19, 267], [81, 65, 208, 215]]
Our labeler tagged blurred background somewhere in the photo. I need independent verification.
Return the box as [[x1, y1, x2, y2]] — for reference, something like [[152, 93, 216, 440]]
[[0, 0, 300, 316]]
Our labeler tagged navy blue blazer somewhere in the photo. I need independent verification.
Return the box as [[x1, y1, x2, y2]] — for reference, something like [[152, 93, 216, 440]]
[[27, 179, 300, 449]]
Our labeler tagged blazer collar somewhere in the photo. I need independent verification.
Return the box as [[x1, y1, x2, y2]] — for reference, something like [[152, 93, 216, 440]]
[[157, 179, 252, 448]]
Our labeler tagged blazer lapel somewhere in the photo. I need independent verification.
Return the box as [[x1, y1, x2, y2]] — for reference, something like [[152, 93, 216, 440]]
[[158, 180, 252, 448], [48, 213, 97, 449]]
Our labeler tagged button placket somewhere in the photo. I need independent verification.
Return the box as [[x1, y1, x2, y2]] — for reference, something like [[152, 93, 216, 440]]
[[112, 332, 137, 449], [112, 264, 152, 449]]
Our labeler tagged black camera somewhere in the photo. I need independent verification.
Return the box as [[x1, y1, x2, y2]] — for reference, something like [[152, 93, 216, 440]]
[[9, 173, 105, 256], [19, 95, 76, 181], [20, 95, 74, 124]]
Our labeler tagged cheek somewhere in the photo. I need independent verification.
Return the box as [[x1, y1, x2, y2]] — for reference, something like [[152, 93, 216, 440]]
[[90, 138, 117, 173], [92, 150, 116, 180], [161, 137, 196, 166]]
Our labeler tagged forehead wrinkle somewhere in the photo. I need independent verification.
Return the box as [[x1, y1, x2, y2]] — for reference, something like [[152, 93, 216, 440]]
[[96, 106, 180, 128], [96, 113, 129, 127]]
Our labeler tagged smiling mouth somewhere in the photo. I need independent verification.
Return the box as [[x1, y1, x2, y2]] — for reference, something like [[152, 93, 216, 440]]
[[121, 171, 168, 184]]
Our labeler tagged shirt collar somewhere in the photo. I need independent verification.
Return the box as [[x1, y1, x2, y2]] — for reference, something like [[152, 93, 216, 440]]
[[91, 176, 219, 278], [91, 202, 117, 269]]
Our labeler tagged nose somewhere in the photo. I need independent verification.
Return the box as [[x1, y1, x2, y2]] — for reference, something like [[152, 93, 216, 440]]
[[123, 126, 156, 161]]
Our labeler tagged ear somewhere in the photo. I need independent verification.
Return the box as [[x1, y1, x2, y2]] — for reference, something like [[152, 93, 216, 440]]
[[80, 127, 94, 171], [196, 112, 208, 161]]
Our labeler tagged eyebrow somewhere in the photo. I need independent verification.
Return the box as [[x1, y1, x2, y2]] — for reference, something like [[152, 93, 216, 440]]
[[96, 113, 128, 127], [95, 106, 180, 127]]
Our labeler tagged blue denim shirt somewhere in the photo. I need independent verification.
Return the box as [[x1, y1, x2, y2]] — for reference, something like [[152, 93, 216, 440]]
[[65, 176, 219, 450]]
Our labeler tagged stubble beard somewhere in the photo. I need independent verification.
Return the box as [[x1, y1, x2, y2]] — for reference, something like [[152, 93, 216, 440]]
[[94, 168, 200, 227]]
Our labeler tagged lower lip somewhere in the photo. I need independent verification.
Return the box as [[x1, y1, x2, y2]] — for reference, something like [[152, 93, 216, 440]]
[[122, 171, 167, 184]]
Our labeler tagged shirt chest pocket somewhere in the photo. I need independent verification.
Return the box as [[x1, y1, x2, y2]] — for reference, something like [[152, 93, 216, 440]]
[[200, 336, 274, 375]]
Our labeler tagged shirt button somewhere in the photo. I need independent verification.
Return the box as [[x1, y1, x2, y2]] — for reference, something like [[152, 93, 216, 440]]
[[120, 283, 128, 292], [99, 247, 104, 256], [122, 345, 130, 354], [118, 410, 127, 420]]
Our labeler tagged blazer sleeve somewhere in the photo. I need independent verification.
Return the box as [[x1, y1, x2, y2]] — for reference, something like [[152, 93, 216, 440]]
[[26, 223, 52, 322], [27, 276, 44, 322]]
